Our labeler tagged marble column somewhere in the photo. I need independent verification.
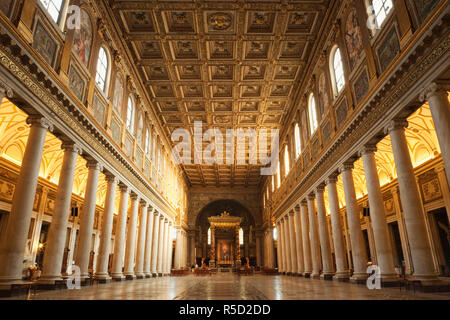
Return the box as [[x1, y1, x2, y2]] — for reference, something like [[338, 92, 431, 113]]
[[276, 221, 283, 272], [256, 234, 262, 267], [166, 222, 173, 273], [110, 184, 129, 280], [307, 194, 321, 278], [124, 193, 139, 279], [94, 174, 118, 281], [40, 143, 81, 283], [0, 116, 52, 284], [316, 185, 335, 280], [162, 221, 169, 274], [300, 200, 312, 277], [420, 83, 450, 188], [386, 119, 439, 281], [282, 216, 292, 274], [150, 211, 160, 276], [75, 161, 102, 281], [174, 228, 182, 269], [293, 205, 305, 275], [288, 211, 298, 274], [143, 207, 155, 277], [360, 146, 399, 283], [135, 200, 148, 278], [340, 163, 368, 282], [157, 216, 166, 275], [268, 228, 275, 268], [326, 176, 350, 280]]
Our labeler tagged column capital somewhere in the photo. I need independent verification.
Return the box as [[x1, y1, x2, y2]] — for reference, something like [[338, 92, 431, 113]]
[[339, 162, 354, 173], [419, 82, 449, 101], [105, 173, 118, 184], [294, 204, 301, 212], [316, 183, 326, 192], [153, 210, 159, 217], [26, 115, 54, 132], [169, 221, 173, 226], [0, 80, 13, 99], [359, 144, 377, 157], [307, 193, 315, 200], [384, 119, 408, 135], [87, 160, 103, 171], [130, 192, 139, 201], [147, 204, 154, 212], [139, 199, 147, 206], [160, 214, 165, 221], [325, 176, 338, 184], [288, 209, 295, 216], [61, 142, 83, 155], [119, 183, 129, 193], [300, 199, 307, 205]]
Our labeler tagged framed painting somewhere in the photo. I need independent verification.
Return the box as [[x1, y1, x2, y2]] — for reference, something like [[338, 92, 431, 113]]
[[344, 7, 364, 70], [72, 9, 93, 66], [92, 94, 106, 127], [376, 27, 400, 73], [68, 63, 86, 101], [353, 67, 369, 105], [335, 98, 348, 129], [33, 20, 57, 66]]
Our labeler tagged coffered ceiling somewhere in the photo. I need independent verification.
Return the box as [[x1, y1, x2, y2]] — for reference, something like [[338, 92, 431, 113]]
[[105, 0, 330, 187]]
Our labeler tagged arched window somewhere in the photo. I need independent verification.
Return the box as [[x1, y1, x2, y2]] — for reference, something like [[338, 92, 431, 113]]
[[39, 0, 65, 23], [276, 161, 281, 188], [208, 228, 211, 245], [95, 47, 109, 92], [273, 227, 277, 241], [330, 47, 345, 96], [126, 96, 135, 132], [369, 0, 393, 29], [239, 228, 244, 245], [308, 94, 318, 134], [284, 146, 290, 177], [294, 123, 301, 159]]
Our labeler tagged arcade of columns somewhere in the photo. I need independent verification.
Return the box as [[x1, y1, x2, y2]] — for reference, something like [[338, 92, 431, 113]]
[[0, 94, 189, 290], [273, 83, 450, 286]]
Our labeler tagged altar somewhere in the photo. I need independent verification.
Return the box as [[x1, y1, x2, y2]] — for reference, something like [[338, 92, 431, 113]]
[[208, 211, 242, 268]]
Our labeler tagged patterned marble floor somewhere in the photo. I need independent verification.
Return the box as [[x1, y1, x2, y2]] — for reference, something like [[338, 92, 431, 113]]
[[3, 273, 450, 300]]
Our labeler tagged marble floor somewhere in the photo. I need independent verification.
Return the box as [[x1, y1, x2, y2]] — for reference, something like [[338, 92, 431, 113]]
[[2, 274, 450, 300]]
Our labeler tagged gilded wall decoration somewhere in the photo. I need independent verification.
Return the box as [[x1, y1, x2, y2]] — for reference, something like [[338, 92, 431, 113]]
[[344, 8, 364, 70], [72, 9, 93, 66], [0, 179, 14, 201], [32, 21, 57, 66], [68, 64, 86, 102], [377, 27, 400, 73], [318, 72, 329, 115], [421, 178, 442, 203], [112, 73, 124, 117], [353, 68, 369, 105], [92, 94, 106, 127], [335, 98, 348, 129], [383, 198, 396, 215]]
